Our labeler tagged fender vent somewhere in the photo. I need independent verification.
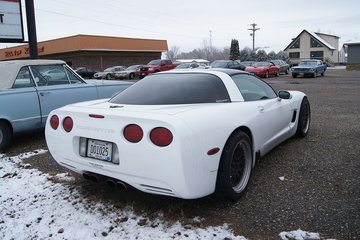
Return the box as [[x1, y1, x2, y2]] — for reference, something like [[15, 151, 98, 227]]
[[291, 110, 297, 123]]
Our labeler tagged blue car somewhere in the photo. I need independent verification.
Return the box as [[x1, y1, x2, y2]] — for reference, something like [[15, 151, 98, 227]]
[[0, 60, 132, 150], [291, 60, 327, 78]]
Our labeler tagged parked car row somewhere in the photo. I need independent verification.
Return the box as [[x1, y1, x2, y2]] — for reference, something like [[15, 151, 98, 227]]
[[76, 58, 325, 80]]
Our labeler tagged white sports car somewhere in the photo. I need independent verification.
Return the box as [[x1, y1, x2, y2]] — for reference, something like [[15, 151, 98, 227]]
[[45, 69, 310, 200]]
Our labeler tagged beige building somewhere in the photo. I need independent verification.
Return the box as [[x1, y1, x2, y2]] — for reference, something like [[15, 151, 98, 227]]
[[284, 30, 339, 65]]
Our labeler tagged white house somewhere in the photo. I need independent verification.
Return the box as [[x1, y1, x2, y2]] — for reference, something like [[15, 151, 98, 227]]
[[284, 30, 339, 65]]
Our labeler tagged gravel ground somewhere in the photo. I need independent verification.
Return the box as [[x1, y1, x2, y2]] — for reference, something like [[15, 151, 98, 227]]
[[2, 69, 359, 239]]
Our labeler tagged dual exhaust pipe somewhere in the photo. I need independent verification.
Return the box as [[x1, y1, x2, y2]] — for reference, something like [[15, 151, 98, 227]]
[[82, 172, 127, 191]]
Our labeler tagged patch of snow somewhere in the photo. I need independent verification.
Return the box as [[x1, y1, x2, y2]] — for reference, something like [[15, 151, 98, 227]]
[[53, 172, 75, 182], [279, 176, 286, 181], [279, 229, 320, 240], [0, 151, 247, 240]]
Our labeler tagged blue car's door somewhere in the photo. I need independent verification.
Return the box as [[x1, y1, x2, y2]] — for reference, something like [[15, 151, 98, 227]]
[[30, 65, 98, 124], [2, 66, 42, 133]]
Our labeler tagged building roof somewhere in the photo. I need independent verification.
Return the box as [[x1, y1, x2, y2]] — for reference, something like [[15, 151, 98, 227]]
[[284, 29, 337, 51], [345, 42, 360, 46], [0, 35, 168, 61]]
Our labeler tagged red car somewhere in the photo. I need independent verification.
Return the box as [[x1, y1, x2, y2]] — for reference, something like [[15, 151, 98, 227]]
[[245, 61, 280, 78]]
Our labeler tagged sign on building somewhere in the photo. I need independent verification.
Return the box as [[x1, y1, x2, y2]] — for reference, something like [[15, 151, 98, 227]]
[[0, 0, 24, 43]]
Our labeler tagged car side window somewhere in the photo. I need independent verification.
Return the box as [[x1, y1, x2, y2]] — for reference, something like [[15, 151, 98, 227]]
[[12, 67, 35, 88], [65, 67, 84, 84], [231, 74, 277, 101], [30, 65, 70, 86]]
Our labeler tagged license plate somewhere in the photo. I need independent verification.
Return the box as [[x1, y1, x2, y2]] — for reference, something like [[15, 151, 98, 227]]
[[87, 139, 113, 161]]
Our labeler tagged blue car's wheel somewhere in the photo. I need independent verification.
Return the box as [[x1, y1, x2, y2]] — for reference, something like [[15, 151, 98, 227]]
[[0, 121, 12, 150]]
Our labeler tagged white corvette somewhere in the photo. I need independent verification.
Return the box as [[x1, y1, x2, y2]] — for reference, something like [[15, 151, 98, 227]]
[[45, 69, 310, 200]]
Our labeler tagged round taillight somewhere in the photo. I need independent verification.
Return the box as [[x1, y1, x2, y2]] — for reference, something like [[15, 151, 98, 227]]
[[123, 124, 143, 143], [50, 115, 59, 130], [63, 117, 73, 132], [150, 127, 173, 147]]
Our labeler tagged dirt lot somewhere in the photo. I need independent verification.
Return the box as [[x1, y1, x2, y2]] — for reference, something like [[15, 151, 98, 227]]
[[2, 69, 360, 239]]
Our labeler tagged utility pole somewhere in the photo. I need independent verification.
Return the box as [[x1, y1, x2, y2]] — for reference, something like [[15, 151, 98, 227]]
[[25, 0, 38, 59], [248, 23, 260, 51]]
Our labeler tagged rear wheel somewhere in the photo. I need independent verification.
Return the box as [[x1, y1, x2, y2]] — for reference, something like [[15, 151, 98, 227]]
[[129, 73, 135, 79], [106, 74, 112, 80], [285, 68, 289, 74], [0, 121, 12, 150], [295, 97, 311, 138], [216, 131, 253, 201]]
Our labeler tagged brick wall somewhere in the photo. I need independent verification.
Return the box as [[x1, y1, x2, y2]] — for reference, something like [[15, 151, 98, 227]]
[[42, 51, 162, 71]]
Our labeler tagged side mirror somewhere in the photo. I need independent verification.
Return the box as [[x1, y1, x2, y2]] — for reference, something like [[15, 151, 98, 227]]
[[278, 90, 291, 99]]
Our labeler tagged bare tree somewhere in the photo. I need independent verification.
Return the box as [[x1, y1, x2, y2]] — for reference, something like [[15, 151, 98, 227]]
[[166, 45, 180, 61]]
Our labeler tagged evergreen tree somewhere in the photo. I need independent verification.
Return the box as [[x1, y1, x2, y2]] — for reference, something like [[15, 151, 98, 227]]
[[229, 39, 240, 60]]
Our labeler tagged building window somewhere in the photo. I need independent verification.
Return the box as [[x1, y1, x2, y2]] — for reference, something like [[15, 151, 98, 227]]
[[289, 52, 300, 59], [290, 39, 300, 49], [311, 37, 323, 48], [310, 51, 324, 59]]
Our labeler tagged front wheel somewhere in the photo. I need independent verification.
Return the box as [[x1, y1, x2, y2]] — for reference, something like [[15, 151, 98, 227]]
[[216, 131, 253, 201], [0, 122, 12, 150], [106, 74, 112, 80], [292, 73, 298, 78], [129, 73, 135, 79], [264, 71, 269, 78], [295, 97, 311, 138]]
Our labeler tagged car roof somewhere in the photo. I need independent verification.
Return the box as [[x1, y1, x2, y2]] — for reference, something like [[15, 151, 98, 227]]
[[0, 59, 65, 90]]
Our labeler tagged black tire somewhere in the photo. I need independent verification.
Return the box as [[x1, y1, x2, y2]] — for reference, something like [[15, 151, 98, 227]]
[[295, 97, 311, 138], [129, 73, 135, 80], [292, 73, 298, 78], [0, 121, 12, 150], [321, 71, 325, 76], [313, 71, 317, 78], [275, 71, 279, 77], [216, 131, 253, 201], [285, 68, 289, 74], [264, 71, 269, 78], [106, 74, 112, 80]]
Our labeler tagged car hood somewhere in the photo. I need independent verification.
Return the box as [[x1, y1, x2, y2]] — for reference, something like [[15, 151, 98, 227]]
[[292, 65, 315, 69], [84, 80, 133, 85], [246, 66, 267, 70]]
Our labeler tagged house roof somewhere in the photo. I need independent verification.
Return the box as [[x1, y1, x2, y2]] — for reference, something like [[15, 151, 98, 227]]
[[345, 42, 360, 46], [284, 29, 336, 51]]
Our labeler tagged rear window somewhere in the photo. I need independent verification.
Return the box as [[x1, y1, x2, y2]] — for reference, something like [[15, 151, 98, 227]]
[[109, 73, 230, 105]]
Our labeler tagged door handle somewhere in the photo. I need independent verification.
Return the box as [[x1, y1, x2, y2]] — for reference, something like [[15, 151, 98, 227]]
[[39, 92, 50, 96], [257, 106, 265, 113]]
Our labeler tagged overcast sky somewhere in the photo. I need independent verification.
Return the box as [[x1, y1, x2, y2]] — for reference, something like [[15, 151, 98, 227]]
[[1, 0, 360, 53]]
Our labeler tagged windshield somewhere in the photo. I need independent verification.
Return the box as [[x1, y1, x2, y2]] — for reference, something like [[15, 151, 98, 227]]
[[253, 62, 270, 67], [148, 60, 161, 65], [175, 64, 191, 69], [299, 61, 318, 66], [210, 61, 228, 68], [104, 67, 115, 72], [126, 65, 139, 70], [109, 73, 230, 105], [241, 62, 254, 67]]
